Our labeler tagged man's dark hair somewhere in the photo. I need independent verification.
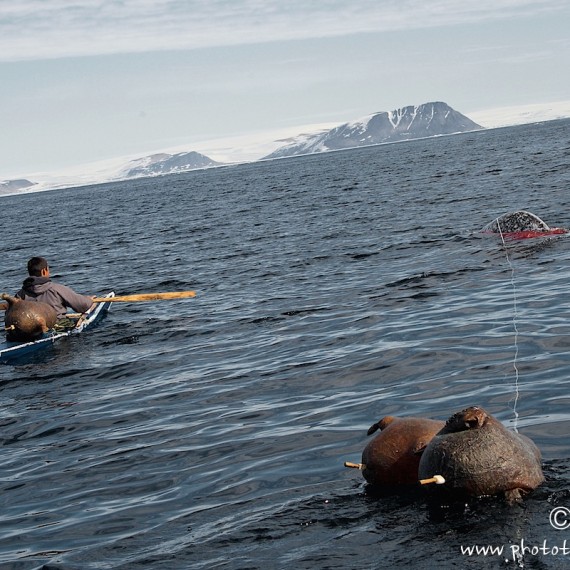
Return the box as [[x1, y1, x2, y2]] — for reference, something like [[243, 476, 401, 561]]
[[27, 257, 49, 277]]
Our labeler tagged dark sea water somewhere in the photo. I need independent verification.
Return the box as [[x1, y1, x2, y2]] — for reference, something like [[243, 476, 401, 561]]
[[1, 119, 570, 569]]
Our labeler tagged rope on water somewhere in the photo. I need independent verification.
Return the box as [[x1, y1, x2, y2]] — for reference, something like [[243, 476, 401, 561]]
[[496, 218, 520, 432]]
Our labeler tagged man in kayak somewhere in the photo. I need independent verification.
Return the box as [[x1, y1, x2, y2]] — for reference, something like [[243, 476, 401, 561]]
[[16, 257, 94, 319]]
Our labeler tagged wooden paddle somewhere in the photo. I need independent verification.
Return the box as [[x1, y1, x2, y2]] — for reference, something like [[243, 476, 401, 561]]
[[0, 290, 197, 311], [92, 291, 196, 303]]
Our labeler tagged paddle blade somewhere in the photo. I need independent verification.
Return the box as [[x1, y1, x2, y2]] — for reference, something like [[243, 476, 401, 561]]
[[92, 291, 196, 303]]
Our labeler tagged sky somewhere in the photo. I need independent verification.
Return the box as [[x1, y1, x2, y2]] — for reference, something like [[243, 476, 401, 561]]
[[1, 0, 569, 180]]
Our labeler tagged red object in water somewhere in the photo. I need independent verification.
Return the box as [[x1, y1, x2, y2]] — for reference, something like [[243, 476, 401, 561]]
[[499, 227, 569, 240]]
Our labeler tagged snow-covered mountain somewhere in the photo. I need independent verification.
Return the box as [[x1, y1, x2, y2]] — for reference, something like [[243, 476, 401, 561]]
[[120, 151, 223, 178], [0, 151, 224, 195], [0, 179, 36, 194], [263, 102, 482, 160], [8, 100, 570, 196]]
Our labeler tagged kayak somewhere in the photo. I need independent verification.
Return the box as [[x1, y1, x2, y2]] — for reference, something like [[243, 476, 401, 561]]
[[0, 292, 114, 364]]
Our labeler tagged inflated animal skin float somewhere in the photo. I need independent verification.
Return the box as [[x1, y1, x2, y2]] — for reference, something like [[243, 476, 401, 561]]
[[418, 406, 544, 502], [349, 415, 445, 486], [346, 406, 544, 502], [482, 210, 568, 240], [2, 293, 57, 342]]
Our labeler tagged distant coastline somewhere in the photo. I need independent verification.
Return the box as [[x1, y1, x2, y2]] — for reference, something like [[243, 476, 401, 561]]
[[3, 100, 570, 197]]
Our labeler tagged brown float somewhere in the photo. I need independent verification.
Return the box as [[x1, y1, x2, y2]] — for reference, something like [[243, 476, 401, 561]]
[[418, 406, 544, 502], [2, 293, 57, 342], [354, 415, 445, 486]]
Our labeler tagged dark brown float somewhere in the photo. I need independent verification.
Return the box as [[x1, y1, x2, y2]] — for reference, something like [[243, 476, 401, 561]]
[[418, 406, 544, 502], [2, 293, 57, 342], [355, 415, 445, 486]]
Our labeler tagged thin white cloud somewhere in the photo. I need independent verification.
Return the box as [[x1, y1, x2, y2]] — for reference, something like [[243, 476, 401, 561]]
[[0, 0, 567, 61]]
